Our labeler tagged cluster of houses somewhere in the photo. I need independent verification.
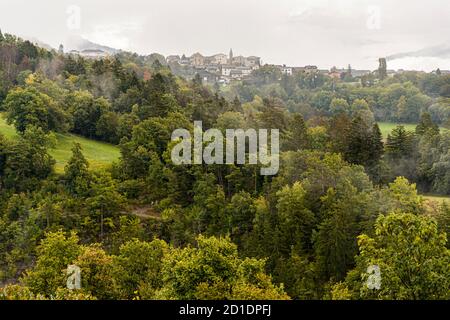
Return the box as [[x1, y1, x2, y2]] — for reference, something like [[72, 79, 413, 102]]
[[166, 49, 262, 84], [165, 49, 387, 84], [276, 65, 381, 79], [266, 64, 408, 84]]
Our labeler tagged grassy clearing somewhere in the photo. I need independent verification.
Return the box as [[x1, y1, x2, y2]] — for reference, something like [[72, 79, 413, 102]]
[[0, 113, 120, 173], [0, 114, 18, 139], [378, 122, 448, 139], [422, 194, 450, 204], [377, 122, 417, 139]]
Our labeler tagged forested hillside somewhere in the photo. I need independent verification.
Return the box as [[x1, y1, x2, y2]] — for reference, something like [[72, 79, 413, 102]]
[[0, 30, 449, 300]]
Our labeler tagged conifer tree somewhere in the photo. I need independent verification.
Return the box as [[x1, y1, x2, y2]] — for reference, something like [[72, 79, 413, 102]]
[[284, 113, 309, 151], [385, 125, 414, 159], [64, 143, 90, 195], [344, 116, 371, 166], [415, 112, 439, 136], [370, 123, 384, 164]]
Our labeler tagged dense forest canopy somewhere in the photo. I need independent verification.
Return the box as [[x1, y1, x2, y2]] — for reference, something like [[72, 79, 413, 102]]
[[0, 30, 449, 300]]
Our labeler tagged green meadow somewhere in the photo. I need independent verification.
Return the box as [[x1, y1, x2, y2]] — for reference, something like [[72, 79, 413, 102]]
[[378, 122, 448, 139], [0, 113, 120, 173], [422, 194, 450, 204], [377, 122, 417, 139]]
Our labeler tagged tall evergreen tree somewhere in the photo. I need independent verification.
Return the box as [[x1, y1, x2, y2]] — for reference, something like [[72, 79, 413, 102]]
[[314, 184, 362, 282], [416, 112, 439, 136], [370, 123, 384, 165], [329, 113, 352, 154], [64, 143, 91, 196], [257, 98, 287, 131], [230, 96, 242, 112], [344, 116, 372, 166], [365, 123, 385, 183], [0, 134, 9, 181], [385, 125, 414, 159], [284, 113, 309, 151]]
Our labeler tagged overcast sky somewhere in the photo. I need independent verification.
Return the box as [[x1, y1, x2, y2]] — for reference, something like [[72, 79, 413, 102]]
[[1, 0, 449, 71]]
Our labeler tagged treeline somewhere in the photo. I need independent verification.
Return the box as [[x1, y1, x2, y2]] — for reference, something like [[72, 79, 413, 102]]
[[0, 30, 449, 300], [224, 65, 450, 126]]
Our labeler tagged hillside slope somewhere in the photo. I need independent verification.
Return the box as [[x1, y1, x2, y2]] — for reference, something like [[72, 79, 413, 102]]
[[0, 113, 120, 172]]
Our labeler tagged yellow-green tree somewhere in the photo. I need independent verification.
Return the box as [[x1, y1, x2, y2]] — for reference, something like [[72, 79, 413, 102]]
[[157, 235, 289, 300], [24, 231, 81, 297], [344, 212, 450, 299]]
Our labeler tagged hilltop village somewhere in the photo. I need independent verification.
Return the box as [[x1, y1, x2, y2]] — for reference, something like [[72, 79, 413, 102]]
[[165, 51, 449, 85]]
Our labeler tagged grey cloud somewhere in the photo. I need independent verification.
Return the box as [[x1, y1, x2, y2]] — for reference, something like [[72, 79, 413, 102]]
[[387, 43, 450, 61]]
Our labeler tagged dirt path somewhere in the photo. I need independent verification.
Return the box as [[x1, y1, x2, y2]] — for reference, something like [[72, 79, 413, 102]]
[[123, 204, 160, 220]]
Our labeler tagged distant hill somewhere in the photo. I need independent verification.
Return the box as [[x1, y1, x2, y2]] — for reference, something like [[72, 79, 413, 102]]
[[64, 35, 167, 63], [65, 35, 121, 55], [16, 33, 167, 64], [18, 36, 55, 51]]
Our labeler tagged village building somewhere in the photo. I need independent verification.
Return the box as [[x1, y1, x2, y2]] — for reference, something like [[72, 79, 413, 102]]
[[232, 55, 247, 66], [221, 65, 233, 77], [245, 56, 261, 68], [179, 54, 190, 65], [279, 65, 293, 76], [166, 55, 181, 64], [204, 65, 221, 74], [211, 53, 228, 65], [351, 69, 371, 77], [237, 66, 253, 76], [230, 69, 243, 80], [196, 70, 220, 83], [328, 67, 344, 79], [190, 53, 205, 66], [304, 65, 318, 74]]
